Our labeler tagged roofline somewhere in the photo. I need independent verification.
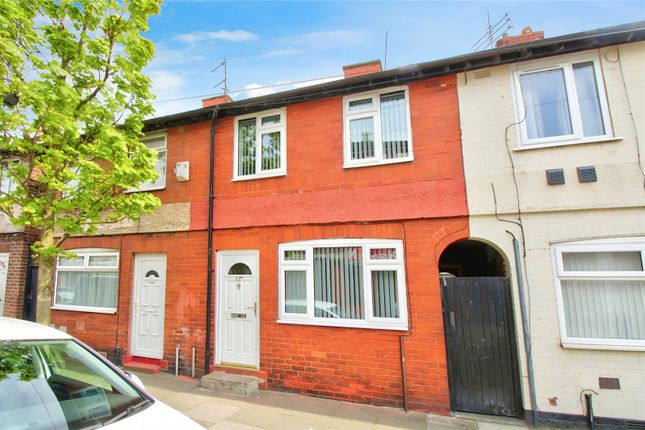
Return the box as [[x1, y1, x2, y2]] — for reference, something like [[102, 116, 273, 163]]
[[143, 20, 645, 132]]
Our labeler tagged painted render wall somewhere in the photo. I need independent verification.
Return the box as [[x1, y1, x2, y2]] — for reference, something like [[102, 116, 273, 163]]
[[457, 41, 645, 420]]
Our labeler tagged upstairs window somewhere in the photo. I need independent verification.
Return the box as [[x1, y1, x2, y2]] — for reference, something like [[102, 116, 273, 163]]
[[552, 238, 645, 350], [343, 87, 413, 168], [137, 135, 167, 191], [278, 239, 408, 330], [0, 160, 18, 194], [513, 55, 612, 148], [234, 109, 286, 180]]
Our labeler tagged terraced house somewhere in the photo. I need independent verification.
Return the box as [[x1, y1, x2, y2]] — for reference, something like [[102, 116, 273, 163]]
[[38, 20, 644, 427]]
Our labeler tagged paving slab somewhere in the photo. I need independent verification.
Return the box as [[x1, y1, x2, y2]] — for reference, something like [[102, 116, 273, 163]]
[[133, 372, 535, 430]]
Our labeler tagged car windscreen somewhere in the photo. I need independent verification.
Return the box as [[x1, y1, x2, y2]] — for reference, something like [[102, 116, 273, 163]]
[[0, 339, 150, 429]]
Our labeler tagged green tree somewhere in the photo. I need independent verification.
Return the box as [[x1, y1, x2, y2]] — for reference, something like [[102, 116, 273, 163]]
[[0, 0, 162, 324]]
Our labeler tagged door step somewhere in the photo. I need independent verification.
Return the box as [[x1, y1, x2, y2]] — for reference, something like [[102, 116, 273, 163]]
[[200, 371, 260, 395], [122, 355, 167, 374]]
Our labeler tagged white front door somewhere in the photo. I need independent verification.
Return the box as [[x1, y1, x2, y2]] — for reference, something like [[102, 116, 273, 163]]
[[131, 254, 166, 359], [217, 251, 259, 368], [0, 253, 9, 316]]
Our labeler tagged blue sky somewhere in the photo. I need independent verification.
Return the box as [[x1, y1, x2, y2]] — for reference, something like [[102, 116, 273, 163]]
[[146, 1, 645, 116]]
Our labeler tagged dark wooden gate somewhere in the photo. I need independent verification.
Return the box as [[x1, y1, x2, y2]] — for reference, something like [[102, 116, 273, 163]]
[[441, 276, 522, 417]]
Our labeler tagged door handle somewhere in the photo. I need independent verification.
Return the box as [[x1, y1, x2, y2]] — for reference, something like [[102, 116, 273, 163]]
[[449, 311, 456, 328]]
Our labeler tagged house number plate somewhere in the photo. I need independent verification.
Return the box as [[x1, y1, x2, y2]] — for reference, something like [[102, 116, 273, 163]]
[[231, 313, 246, 319]]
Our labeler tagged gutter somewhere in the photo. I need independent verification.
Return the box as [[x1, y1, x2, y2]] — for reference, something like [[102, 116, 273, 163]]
[[204, 108, 218, 375]]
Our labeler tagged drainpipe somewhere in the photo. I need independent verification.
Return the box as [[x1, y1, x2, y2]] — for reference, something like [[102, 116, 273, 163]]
[[507, 231, 538, 425], [205, 108, 218, 375]]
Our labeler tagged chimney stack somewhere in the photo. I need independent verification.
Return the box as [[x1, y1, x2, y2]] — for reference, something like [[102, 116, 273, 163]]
[[342, 60, 382, 79], [202, 94, 233, 108], [495, 26, 544, 48]]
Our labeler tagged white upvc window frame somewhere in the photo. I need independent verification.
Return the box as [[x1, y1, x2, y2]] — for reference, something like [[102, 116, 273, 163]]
[[52, 248, 120, 314], [233, 108, 287, 181], [551, 237, 645, 351], [278, 239, 408, 330], [512, 52, 613, 149], [343, 86, 414, 168]]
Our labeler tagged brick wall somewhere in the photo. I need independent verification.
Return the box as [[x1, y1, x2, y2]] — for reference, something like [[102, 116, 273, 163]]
[[0, 229, 38, 318], [214, 218, 469, 411], [51, 230, 209, 374]]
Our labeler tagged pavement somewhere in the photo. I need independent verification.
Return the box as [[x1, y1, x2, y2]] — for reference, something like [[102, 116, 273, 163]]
[[133, 371, 531, 430]]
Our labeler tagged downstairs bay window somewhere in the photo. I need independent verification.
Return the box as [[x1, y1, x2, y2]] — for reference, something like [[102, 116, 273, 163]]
[[278, 239, 408, 330], [552, 238, 645, 350], [53, 250, 119, 313]]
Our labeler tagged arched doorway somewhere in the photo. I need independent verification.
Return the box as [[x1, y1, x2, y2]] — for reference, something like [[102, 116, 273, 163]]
[[439, 239, 522, 418]]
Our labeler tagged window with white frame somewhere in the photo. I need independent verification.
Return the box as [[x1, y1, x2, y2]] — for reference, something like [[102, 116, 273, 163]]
[[552, 238, 645, 350], [343, 87, 413, 168], [234, 109, 286, 180], [278, 239, 408, 330], [513, 54, 612, 148], [54, 250, 119, 313], [0, 160, 18, 194], [138, 135, 167, 190]]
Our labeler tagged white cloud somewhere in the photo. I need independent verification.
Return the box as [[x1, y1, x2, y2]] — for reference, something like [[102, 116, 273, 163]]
[[174, 30, 257, 44], [258, 48, 303, 59], [148, 70, 201, 117], [277, 30, 363, 49], [150, 45, 207, 68], [241, 83, 278, 99]]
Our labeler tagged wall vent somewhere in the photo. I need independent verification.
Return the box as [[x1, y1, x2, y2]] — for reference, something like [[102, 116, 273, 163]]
[[599, 377, 620, 390], [546, 169, 565, 185], [577, 165, 597, 182], [473, 70, 491, 79]]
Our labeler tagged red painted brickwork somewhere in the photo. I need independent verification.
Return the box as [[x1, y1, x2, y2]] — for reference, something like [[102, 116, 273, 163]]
[[51, 231, 210, 375], [212, 76, 466, 229], [0, 229, 38, 318], [202, 94, 233, 108], [343, 60, 382, 78], [214, 219, 468, 411]]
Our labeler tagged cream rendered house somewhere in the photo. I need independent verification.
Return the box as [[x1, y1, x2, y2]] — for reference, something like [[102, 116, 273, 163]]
[[456, 22, 644, 426]]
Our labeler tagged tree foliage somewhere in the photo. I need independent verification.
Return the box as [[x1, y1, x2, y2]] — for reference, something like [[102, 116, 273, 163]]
[[0, 0, 162, 260]]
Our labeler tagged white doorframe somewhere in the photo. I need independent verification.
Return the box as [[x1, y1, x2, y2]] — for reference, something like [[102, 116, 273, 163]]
[[130, 253, 167, 359], [215, 250, 260, 368]]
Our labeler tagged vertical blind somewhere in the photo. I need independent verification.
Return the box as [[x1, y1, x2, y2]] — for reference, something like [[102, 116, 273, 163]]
[[560, 251, 645, 340], [313, 247, 364, 319], [350, 117, 375, 160], [285, 271, 307, 314], [372, 270, 399, 318], [561, 279, 644, 340], [261, 132, 281, 171], [237, 118, 257, 176], [380, 91, 409, 159]]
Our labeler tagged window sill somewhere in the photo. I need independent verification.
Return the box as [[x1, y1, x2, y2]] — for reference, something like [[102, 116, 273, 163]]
[[51, 305, 117, 314], [232, 171, 286, 182], [277, 318, 408, 331], [514, 136, 623, 151], [561, 341, 644, 352], [125, 185, 166, 193], [344, 156, 414, 169]]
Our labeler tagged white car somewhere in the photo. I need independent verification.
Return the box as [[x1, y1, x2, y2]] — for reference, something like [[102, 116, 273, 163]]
[[0, 317, 203, 429]]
